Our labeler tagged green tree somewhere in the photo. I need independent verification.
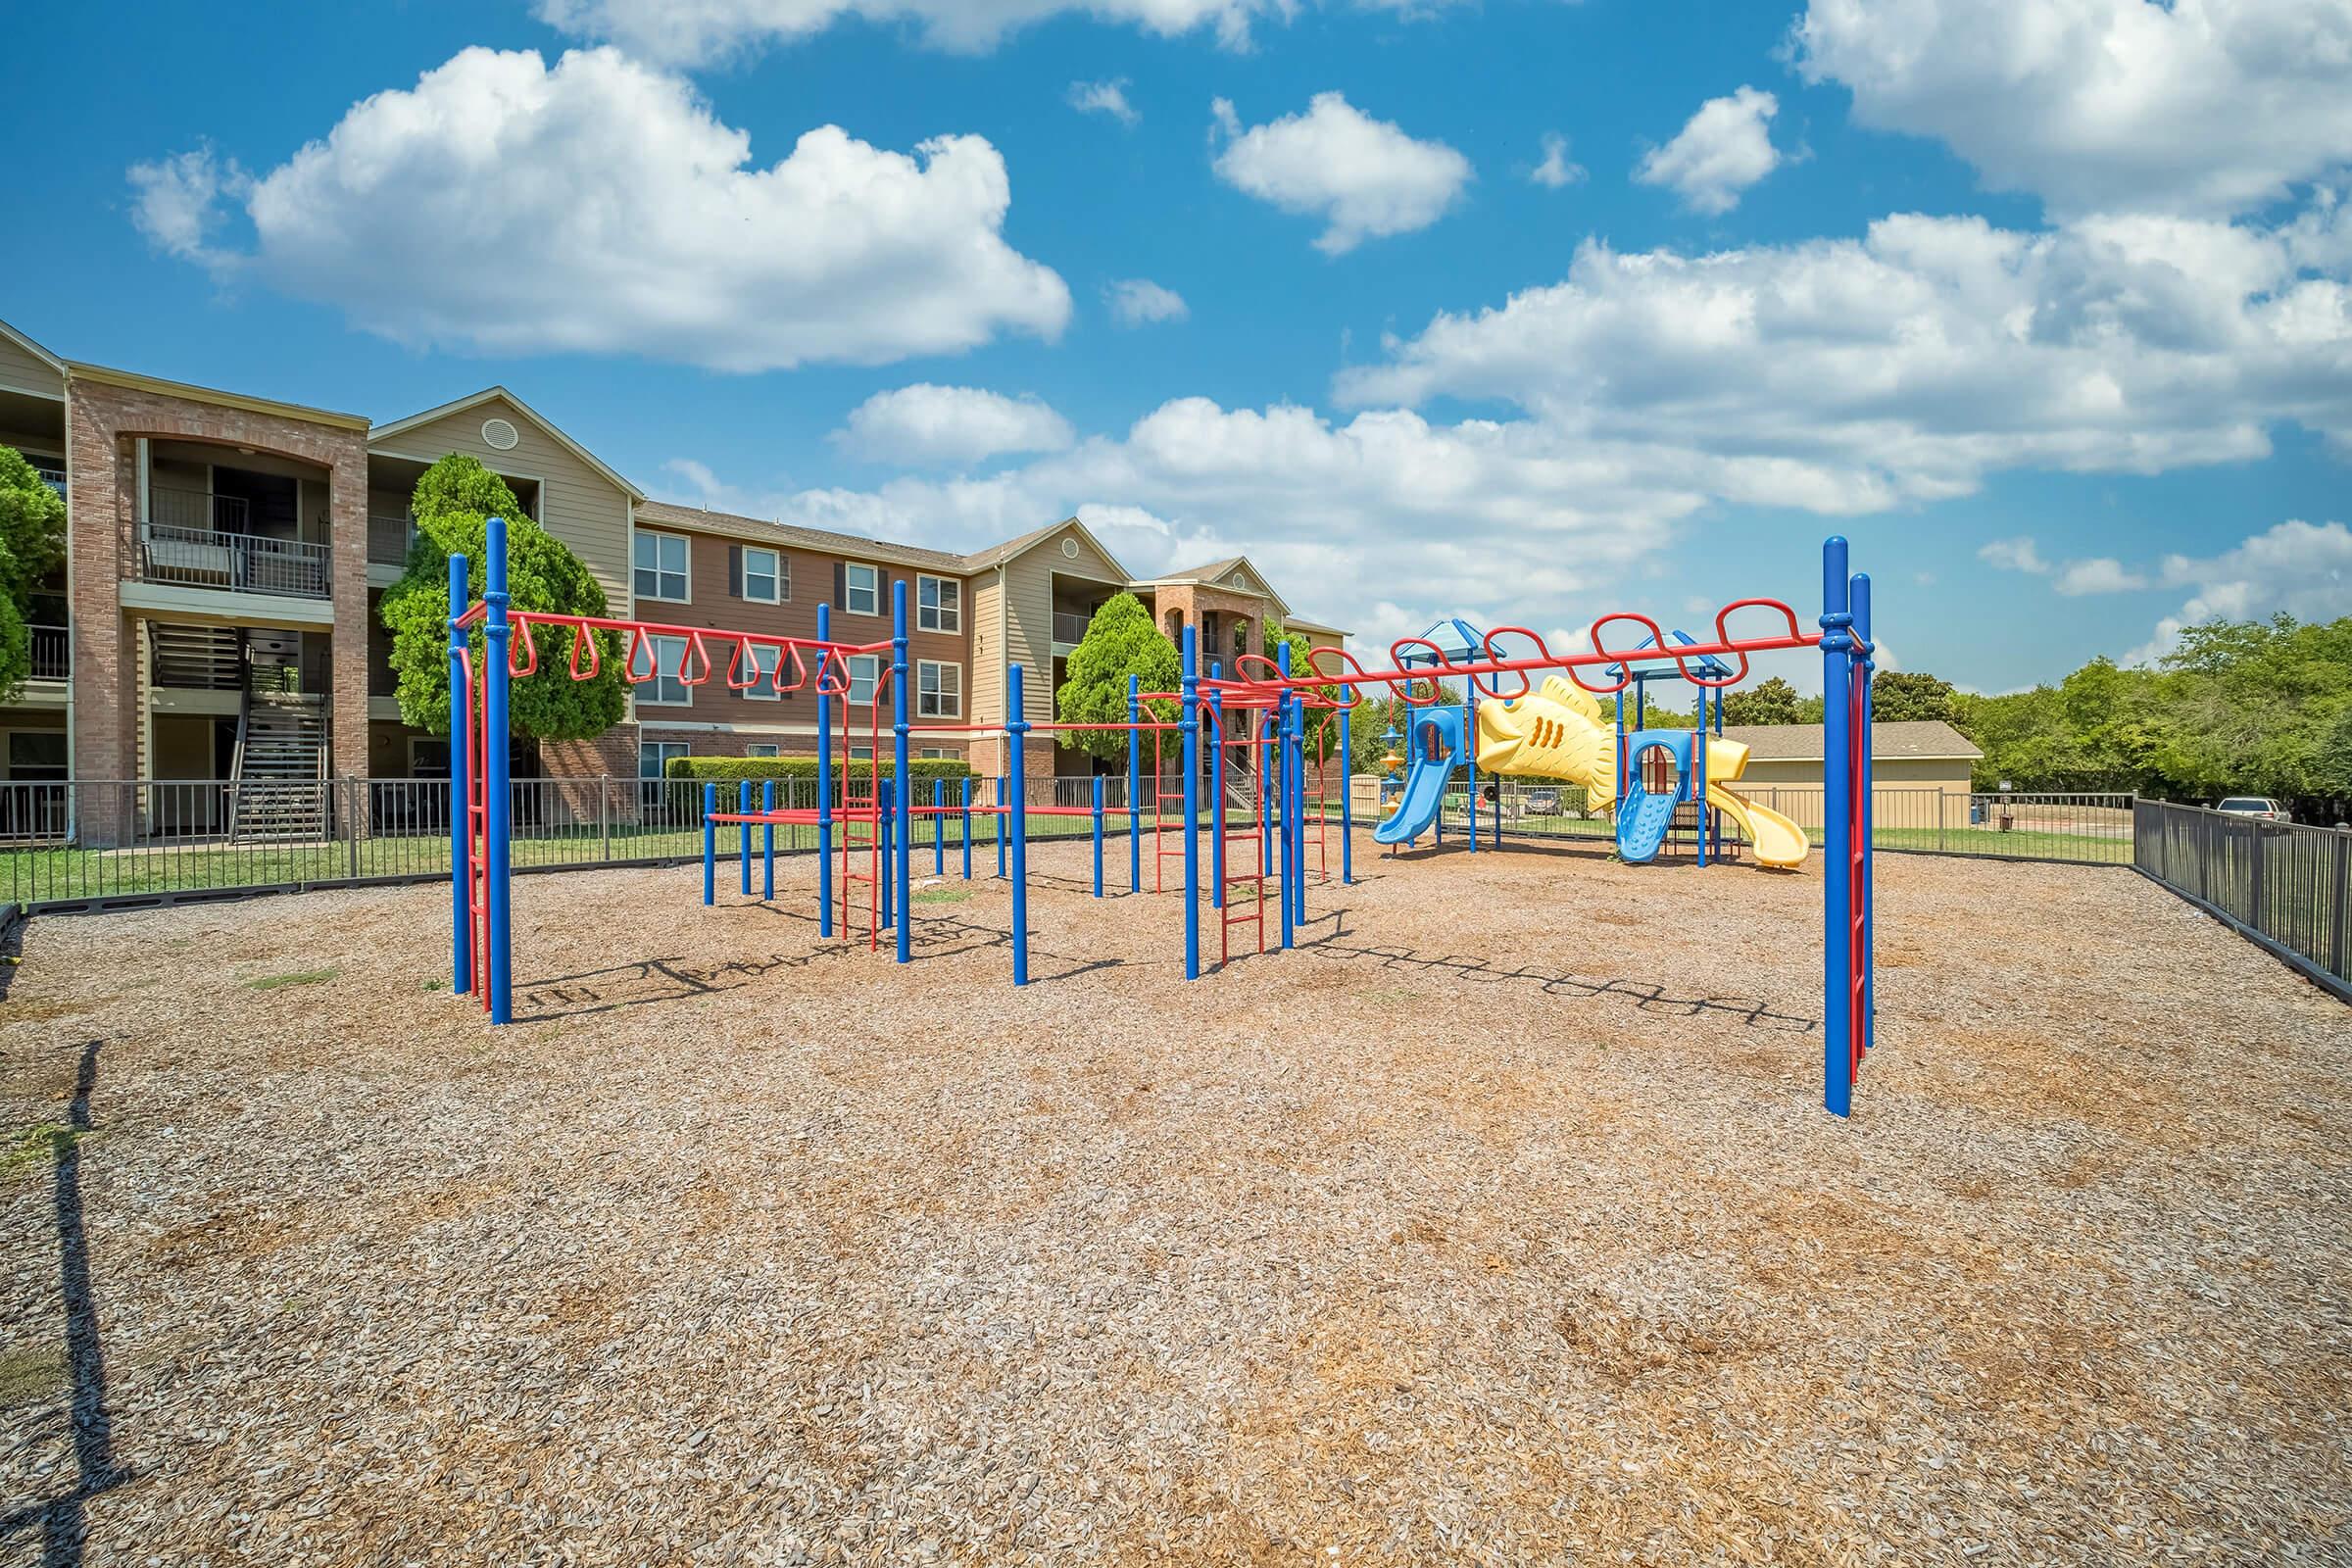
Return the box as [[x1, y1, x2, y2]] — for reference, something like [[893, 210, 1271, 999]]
[[1054, 592, 1179, 760], [1722, 674, 1807, 726], [1870, 669, 1959, 724], [0, 447, 67, 700], [378, 455, 627, 739]]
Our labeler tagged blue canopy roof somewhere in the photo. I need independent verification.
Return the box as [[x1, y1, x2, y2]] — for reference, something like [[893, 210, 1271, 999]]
[[1607, 628, 1733, 684]]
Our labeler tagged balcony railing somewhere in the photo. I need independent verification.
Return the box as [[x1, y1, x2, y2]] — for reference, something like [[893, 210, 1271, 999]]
[[32, 463, 64, 495], [135, 522, 332, 600], [29, 623, 68, 681], [1053, 610, 1091, 646], [368, 513, 417, 566]]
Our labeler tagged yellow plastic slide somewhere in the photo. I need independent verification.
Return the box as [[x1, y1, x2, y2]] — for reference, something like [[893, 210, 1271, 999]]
[[1472, 676, 1810, 869]]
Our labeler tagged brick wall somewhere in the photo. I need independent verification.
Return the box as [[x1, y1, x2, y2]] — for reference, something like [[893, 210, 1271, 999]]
[[66, 378, 370, 843]]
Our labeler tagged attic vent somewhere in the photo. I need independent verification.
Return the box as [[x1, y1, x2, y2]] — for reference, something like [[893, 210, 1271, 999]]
[[1060, 537, 1079, 559], [482, 417, 520, 451]]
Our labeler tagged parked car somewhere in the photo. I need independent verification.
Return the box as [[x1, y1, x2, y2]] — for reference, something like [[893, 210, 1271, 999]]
[[2216, 797, 2292, 822]]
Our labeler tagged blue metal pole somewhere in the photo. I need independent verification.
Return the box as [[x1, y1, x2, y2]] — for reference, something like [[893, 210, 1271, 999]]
[[1209, 668, 1225, 910], [702, 780, 716, 906], [1821, 536, 1854, 1118], [1008, 665, 1030, 984], [1339, 706, 1353, 885], [1854, 570, 1877, 1063], [960, 775, 973, 880], [739, 779, 754, 896], [816, 602, 834, 937], [482, 516, 513, 1025], [1465, 683, 1477, 857], [1180, 627, 1200, 980], [1092, 774, 1104, 898], [892, 580, 911, 965], [446, 552, 471, 998], [1126, 674, 1142, 894], [1275, 649, 1294, 951], [1290, 691, 1306, 936], [762, 779, 775, 900], [1259, 709, 1275, 875]]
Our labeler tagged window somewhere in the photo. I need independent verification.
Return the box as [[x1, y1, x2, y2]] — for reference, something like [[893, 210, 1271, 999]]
[[847, 653, 881, 706], [737, 546, 783, 604], [848, 745, 874, 761], [742, 642, 785, 701], [918, 748, 958, 760], [632, 633, 692, 706], [917, 660, 961, 718], [409, 739, 451, 780], [746, 743, 781, 760], [639, 740, 691, 808], [6, 731, 68, 781], [917, 574, 960, 633], [845, 563, 880, 616], [634, 531, 689, 602]]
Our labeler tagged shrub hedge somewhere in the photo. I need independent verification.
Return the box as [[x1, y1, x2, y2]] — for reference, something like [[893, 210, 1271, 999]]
[[664, 756, 977, 786]]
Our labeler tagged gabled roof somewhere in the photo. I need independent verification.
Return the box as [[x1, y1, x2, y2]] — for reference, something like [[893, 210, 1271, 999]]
[[1146, 553, 1292, 616], [0, 317, 64, 377], [372, 386, 645, 501], [961, 514, 1132, 578], [1720, 721, 1984, 762]]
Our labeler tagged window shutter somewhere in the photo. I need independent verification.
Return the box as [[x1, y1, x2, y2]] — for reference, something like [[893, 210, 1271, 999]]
[[728, 546, 743, 598], [834, 562, 846, 608]]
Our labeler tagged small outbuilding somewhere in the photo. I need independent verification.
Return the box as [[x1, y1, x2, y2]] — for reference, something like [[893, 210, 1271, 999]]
[[1719, 719, 1984, 815]]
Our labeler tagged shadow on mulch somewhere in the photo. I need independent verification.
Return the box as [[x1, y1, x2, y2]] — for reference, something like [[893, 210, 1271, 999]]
[[0, 1038, 134, 1568], [514, 909, 1130, 1021]]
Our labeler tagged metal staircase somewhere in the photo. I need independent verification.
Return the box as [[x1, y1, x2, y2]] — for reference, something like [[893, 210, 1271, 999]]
[[230, 632, 329, 841]]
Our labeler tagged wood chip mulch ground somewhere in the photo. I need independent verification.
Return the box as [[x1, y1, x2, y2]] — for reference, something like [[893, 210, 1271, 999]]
[[2, 835, 2347, 1566]]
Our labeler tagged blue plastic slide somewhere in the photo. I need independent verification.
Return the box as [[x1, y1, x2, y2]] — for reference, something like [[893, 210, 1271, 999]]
[[1375, 708, 1465, 844], [1616, 787, 1677, 862]]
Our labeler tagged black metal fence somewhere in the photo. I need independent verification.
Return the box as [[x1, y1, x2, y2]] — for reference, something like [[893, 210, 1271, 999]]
[[0, 775, 1163, 913], [2133, 799, 2351, 1000], [1425, 781, 2136, 865]]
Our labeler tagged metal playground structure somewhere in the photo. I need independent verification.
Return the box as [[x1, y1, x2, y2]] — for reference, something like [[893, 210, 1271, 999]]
[[444, 519, 1879, 1116]]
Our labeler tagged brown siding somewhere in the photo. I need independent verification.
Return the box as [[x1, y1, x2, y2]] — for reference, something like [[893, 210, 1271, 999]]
[[624, 527, 971, 758]]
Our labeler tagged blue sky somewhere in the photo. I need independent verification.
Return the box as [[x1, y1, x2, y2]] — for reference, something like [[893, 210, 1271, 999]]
[[7, 0, 2350, 693]]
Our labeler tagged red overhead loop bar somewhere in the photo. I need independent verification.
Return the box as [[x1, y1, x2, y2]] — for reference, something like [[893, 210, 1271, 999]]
[[508, 615, 540, 678], [567, 622, 601, 681], [1473, 626, 1546, 701]]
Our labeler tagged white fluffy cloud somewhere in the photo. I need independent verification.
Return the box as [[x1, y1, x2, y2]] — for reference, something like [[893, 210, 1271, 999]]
[[1528, 132, 1587, 190], [2053, 557, 2149, 595], [1795, 0, 2352, 218], [2131, 519, 2352, 662], [1210, 93, 1473, 254], [834, 384, 1075, 465], [1634, 86, 1782, 216], [1979, 537, 2051, 575], [1105, 277, 1189, 325], [1067, 77, 1140, 125], [538, 0, 1264, 62], [1337, 211, 2352, 507], [126, 47, 1069, 371]]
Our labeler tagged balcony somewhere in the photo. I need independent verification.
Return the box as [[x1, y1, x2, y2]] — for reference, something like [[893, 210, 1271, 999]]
[[28, 624, 67, 682], [32, 462, 64, 496], [1053, 610, 1093, 648], [368, 513, 417, 567], [134, 520, 332, 601]]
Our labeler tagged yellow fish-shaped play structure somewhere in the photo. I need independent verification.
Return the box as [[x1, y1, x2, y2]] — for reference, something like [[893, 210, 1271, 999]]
[[1472, 676, 1811, 868]]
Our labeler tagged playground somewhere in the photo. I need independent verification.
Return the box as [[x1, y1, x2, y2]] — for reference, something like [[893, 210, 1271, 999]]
[[3, 837, 2348, 1563]]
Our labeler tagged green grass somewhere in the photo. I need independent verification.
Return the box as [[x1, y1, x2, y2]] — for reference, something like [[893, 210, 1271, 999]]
[[245, 967, 340, 991]]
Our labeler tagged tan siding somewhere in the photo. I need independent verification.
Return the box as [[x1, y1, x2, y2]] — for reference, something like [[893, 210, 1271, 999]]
[[970, 574, 1004, 724], [999, 525, 1125, 723], [0, 336, 61, 401], [373, 396, 631, 609]]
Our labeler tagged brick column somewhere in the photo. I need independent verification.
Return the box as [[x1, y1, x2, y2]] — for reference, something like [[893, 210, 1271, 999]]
[[325, 433, 370, 783], [66, 391, 135, 845]]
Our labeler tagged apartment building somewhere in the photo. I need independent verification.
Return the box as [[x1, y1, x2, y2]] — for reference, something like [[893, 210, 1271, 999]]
[[0, 314, 1346, 838]]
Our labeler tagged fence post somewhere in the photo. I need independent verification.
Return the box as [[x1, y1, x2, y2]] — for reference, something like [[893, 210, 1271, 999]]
[[346, 777, 361, 881], [600, 775, 611, 864], [2331, 829, 2349, 982]]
